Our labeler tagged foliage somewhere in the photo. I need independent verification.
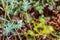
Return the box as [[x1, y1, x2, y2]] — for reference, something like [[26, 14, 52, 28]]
[[25, 12, 32, 23], [24, 30, 35, 37], [47, 0, 55, 5], [3, 22, 13, 36], [24, 17, 55, 37], [57, 6, 60, 10], [20, 0, 31, 12], [4, 0, 20, 15], [33, 2, 44, 14], [47, 0, 56, 10], [3, 20, 24, 36], [3, 0, 31, 15], [0, 0, 60, 40]]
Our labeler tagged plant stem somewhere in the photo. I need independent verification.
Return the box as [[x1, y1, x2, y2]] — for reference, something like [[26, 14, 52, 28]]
[[51, 32, 60, 38], [34, 36, 36, 40], [3, 36, 4, 40], [12, 20, 22, 40], [15, 29, 22, 40], [14, 36, 17, 40], [25, 12, 30, 23], [1, 0, 11, 21]]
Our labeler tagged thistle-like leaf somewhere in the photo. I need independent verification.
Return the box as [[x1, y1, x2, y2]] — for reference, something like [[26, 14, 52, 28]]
[[20, 0, 31, 12], [3, 20, 24, 36]]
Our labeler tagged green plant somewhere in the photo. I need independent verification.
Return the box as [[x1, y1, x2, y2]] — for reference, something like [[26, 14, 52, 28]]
[[33, 2, 44, 14], [3, 20, 24, 36], [20, 0, 31, 12], [24, 17, 55, 37], [47, 0, 56, 10], [4, 0, 31, 15], [1, 0, 11, 20], [4, 0, 21, 15], [0, 0, 60, 39], [33, 17, 54, 35], [3, 22, 14, 36], [57, 6, 60, 10]]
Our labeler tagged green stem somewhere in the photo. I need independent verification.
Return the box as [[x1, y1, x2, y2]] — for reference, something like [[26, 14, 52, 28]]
[[25, 12, 30, 23], [1, 0, 11, 21], [34, 36, 36, 40]]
